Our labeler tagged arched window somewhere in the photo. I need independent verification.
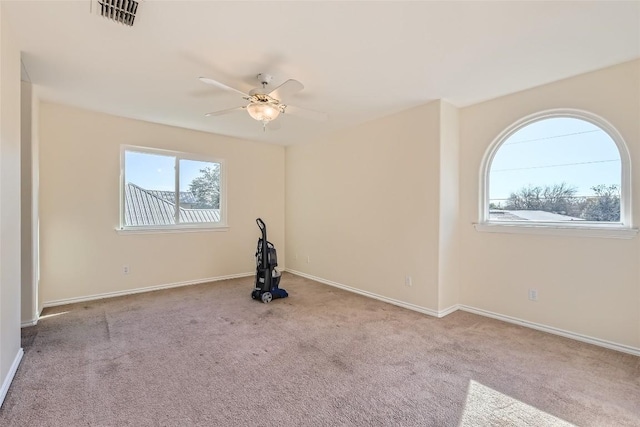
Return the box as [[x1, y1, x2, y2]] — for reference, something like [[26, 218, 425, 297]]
[[479, 110, 634, 237]]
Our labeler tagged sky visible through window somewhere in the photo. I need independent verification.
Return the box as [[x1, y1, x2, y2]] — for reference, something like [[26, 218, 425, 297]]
[[490, 118, 621, 206], [125, 151, 214, 192]]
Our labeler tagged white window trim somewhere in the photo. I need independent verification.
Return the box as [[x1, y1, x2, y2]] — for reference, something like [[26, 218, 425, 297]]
[[477, 109, 636, 238], [473, 222, 637, 239], [115, 225, 229, 235], [118, 145, 228, 232]]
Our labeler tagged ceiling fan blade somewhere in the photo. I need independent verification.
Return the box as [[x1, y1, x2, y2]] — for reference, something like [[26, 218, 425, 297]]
[[269, 79, 304, 100], [199, 77, 250, 97], [204, 106, 246, 117], [283, 104, 328, 122]]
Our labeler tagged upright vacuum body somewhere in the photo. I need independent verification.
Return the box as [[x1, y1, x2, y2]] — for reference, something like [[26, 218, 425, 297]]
[[251, 218, 288, 303]]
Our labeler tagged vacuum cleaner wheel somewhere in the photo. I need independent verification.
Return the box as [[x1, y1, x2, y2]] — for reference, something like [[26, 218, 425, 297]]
[[261, 292, 273, 304]]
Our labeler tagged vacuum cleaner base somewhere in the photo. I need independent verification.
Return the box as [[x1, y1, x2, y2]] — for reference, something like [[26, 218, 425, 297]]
[[251, 287, 288, 304]]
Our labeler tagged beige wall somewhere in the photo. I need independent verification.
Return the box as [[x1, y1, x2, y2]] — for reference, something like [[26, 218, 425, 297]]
[[20, 80, 37, 325], [39, 103, 285, 304], [29, 59, 640, 355], [459, 60, 640, 348], [286, 100, 443, 311], [0, 3, 23, 399], [438, 101, 460, 311], [286, 61, 639, 351], [33, 85, 41, 315]]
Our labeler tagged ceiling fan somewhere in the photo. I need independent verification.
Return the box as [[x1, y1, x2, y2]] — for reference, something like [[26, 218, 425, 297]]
[[199, 73, 327, 130]]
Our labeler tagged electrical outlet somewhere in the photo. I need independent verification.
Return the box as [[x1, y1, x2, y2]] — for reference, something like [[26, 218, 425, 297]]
[[123, 265, 130, 275], [306, 255, 310, 264], [528, 289, 538, 301], [405, 276, 412, 287]]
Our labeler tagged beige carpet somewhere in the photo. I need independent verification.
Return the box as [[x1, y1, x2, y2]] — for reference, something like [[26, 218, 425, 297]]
[[459, 381, 575, 426], [1, 273, 639, 426]]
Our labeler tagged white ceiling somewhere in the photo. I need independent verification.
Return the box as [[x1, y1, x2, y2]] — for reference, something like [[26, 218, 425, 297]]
[[6, 1, 640, 145]]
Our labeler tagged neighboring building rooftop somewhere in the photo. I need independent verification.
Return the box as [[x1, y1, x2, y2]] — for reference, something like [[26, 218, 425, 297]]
[[124, 183, 220, 226], [147, 189, 199, 206], [489, 210, 585, 222]]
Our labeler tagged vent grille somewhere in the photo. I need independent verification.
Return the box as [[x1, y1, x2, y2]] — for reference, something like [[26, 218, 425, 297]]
[[98, 0, 139, 26]]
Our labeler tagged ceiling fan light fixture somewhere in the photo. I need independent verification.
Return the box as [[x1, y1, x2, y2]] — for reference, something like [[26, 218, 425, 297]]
[[200, 73, 325, 130], [246, 102, 281, 123]]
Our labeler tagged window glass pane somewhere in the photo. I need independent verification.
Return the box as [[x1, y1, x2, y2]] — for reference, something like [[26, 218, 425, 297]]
[[489, 118, 621, 222], [124, 151, 177, 226], [179, 159, 221, 224]]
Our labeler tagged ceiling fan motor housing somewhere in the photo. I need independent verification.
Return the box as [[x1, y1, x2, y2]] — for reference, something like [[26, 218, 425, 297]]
[[252, 93, 279, 105], [256, 73, 273, 86]]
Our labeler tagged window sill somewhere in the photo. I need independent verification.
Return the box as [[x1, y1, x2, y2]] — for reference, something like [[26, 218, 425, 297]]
[[115, 225, 229, 235], [473, 222, 638, 239]]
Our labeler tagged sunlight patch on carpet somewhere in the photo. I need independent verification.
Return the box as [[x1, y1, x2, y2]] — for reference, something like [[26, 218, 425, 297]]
[[459, 380, 574, 426], [38, 311, 70, 320]]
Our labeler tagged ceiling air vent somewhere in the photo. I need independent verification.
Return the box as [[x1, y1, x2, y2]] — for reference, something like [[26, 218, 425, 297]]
[[97, 0, 139, 26]]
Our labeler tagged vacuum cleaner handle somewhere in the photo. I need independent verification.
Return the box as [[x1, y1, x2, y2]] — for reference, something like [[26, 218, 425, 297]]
[[256, 218, 268, 269]]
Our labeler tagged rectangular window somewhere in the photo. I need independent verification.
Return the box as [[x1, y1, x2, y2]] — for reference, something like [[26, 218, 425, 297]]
[[121, 146, 226, 230]]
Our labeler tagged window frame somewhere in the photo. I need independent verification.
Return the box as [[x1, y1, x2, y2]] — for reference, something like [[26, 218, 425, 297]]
[[476, 109, 636, 239], [118, 145, 228, 233]]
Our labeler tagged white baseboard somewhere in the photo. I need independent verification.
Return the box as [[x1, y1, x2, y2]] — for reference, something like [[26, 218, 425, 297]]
[[287, 269, 450, 318], [21, 308, 43, 328], [286, 270, 640, 357], [459, 305, 640, 357], [40, 269, 640, 357], [438, 303, 460, 317], [21, 318, 38, 328], [43, 272, 254, 308], [0, 348, 24, 407]]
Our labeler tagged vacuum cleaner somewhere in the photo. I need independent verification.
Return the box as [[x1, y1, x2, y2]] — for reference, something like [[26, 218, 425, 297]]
[[251, 218, 288, 303]]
